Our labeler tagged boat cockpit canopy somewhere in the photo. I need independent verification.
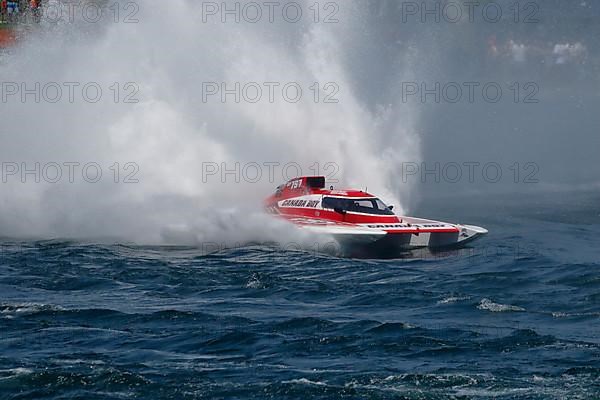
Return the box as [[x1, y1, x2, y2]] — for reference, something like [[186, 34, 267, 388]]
[[322, 197, 394, 215], [306, 176, 326, 189]]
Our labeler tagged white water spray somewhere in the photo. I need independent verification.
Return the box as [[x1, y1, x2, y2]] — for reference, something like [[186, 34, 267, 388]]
[[0, 0, 422, 244]]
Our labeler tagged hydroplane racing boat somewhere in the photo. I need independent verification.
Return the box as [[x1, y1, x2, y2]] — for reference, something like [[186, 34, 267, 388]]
[[265, 176, 488, 256]]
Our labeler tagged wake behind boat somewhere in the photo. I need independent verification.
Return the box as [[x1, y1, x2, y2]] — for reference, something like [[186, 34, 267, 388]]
[[265, 176, 487, 257]]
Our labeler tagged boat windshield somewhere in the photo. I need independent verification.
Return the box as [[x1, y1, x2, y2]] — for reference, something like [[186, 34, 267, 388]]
[[322, 197, 395, 215]]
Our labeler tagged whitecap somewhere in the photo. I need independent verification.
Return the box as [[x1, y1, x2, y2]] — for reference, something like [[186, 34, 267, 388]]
[[284, 378, 327, 386], [438, 295, 471, 304], [245, 273, 264, 289], [0, 368, 34, 381], [551, 311, 600, 318], [478, 298, 525, 312], [0, 303, 65, 316]]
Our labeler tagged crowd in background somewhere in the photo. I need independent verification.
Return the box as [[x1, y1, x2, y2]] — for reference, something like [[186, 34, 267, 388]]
[[0, 0, 43, 23], [490, 36, 588, 66], [0, 0, 597, 81]]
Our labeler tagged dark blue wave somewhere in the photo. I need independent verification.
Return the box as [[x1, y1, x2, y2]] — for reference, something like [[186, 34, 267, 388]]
[[1, 194, 600, 399]]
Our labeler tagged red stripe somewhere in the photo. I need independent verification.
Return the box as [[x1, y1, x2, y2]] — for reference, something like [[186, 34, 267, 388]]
[[277, 207, 401, 224], [385, 228, 460, 234]]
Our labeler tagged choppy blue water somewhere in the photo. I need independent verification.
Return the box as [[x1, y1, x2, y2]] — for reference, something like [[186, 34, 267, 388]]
[[1, 192, 599, 399]]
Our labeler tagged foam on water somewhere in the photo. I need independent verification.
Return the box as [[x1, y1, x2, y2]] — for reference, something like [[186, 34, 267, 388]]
[[478, 298, 526, 313], [437, 295, 471, 305], [0, 302, 65, 317]]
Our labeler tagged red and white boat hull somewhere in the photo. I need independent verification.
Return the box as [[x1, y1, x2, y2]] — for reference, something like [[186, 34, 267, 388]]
[[265, 176, 487, 256]]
